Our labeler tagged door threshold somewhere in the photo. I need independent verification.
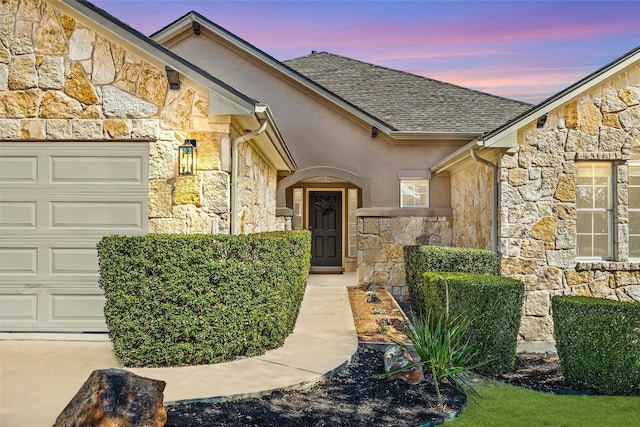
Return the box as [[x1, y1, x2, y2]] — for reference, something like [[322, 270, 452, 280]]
[[310, 266, 344, 274]]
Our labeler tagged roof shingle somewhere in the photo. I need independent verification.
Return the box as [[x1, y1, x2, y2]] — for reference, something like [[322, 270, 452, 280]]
[[284, 52, 532, 134]]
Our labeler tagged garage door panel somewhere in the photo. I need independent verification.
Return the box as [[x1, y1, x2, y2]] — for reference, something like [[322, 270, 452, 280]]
[[0, 247, 38, 276], [51, 155, 144, 184], [1, 240, 101, 283], [0, 142, 148, 332], [49, 293, 106, 323], [50, 247, 99, 277], [51, 200, 145, 231], [0, 294, 38, 322], [0, 201, 37, 229], [0, 155, 38, 183]]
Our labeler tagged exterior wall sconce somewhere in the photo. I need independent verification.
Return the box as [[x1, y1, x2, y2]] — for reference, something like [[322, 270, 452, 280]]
[[178, 139, 197, 175]]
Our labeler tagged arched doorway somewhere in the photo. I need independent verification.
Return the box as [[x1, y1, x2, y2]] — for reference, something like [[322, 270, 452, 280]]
[[277, 167, 370, 272]]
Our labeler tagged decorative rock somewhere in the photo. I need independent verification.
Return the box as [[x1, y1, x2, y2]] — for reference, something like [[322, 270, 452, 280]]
[[530, 216, 558, 242], [21, 119, 45, 139], [161, 89, 194, 130], [10, 20, 34, 55], [8, 54, 37, 90], [383, 344, 424, 384], [68, 27, 95, 61], [137, 67, 167, 106], [17, 0, 41, 21], [53, 369, 166, 427], [0, 88, 39, 118], [104, 118, 130, 138], [92, 37, 116, 84], [201, 171, 230, 214], [149, 180, 173, 217], [40, 90, 83, 118], [579, 102, 602, 136], [0, 119, 20, 139], [34, 3, 68, 55], [103, 85, 158, 118], [65, 62, 98, 104], [0, 63, 8, 90], [174, 174, 201, 206], [72, 119, 102, 139], [0, 0, 18, 14], [59, 13, 75, 40], [131, 119, 159, 139], [46, 119, 72, 139], [37, 55, 64, 89]]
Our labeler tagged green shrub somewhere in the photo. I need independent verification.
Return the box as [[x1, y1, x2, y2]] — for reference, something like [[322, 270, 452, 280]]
[[403, 245, 499, 305], [97, 231, 311, 367], [552, 296, 640, 395], [421, 272, 524, 374]]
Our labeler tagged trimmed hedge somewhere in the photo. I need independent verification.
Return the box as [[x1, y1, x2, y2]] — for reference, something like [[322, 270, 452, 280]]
[[97, 231, 311, 367], [421, 272, 524, 374], [404, 245, 499, 306], [552, 296, 640, 395]]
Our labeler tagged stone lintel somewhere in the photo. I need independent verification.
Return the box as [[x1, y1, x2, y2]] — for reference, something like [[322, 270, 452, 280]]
[[576, 261, 640, 271]]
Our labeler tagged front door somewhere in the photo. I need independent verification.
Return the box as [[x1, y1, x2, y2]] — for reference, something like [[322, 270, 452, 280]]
[[309, 191, 342, 267]]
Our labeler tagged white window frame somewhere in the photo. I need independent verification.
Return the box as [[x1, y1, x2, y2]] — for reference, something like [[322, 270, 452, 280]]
[[399, 170, 430, 208], [576, 162, 614, 260]]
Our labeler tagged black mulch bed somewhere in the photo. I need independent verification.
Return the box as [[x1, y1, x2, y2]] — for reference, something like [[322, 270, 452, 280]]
[[485, 352, 594, 394], [165, 346, 466, 427], [166, 344, 594, 426]]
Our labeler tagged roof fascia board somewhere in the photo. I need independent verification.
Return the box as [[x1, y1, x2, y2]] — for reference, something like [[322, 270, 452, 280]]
[[60, 1, 255, 115], [389, 131, 482, 141], [431, 140, 481, 175], [481, 46, 640, 149], [150, 12, 396, 134]]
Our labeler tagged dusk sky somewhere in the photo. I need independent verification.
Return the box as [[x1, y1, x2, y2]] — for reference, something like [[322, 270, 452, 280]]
[[92, 1, 640, 104]]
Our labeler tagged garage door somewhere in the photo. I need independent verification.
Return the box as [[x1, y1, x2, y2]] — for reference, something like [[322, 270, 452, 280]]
[[0, 142, 149, 332]]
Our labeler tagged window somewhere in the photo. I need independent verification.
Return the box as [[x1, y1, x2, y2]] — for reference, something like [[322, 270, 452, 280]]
[[292, 188, 303, 230], [576, 162, 613, 259], [399, 170, 430, 208]]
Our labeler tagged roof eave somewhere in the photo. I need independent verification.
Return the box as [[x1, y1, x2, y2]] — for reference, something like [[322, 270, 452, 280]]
[[388, 131, 483, 141], [150, 12, 396, 134]]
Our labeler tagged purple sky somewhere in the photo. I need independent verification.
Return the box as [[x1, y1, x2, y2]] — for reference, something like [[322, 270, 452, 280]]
[[93, 1, 640, 104]]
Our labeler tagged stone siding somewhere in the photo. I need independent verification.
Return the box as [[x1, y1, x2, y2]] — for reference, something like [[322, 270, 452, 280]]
[[451, 160, 493, 249], [236, 137, 281, 233], [1, 0, 283, 236], [499, 63, 640, 340], [357, 216, 452, 299]]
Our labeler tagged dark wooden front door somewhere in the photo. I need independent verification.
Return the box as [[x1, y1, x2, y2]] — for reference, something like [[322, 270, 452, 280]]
[[309, 191, 342, 266]]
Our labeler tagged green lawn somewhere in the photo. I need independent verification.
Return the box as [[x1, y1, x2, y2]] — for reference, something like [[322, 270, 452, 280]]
[[448, 380, 640, 427]]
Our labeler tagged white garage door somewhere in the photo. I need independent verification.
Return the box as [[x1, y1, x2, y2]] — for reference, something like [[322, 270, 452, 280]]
[[0, 142, 149, 332]]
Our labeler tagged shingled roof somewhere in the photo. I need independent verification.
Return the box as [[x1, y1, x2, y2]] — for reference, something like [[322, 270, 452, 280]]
[[284, 52, 532, 134]]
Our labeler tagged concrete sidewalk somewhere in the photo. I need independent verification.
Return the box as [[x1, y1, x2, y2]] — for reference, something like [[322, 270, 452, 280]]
[[0, 274, 358, 427]]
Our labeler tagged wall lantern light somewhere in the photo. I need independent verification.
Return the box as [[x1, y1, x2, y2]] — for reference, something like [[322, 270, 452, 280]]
[[178, 139, 197, 175]]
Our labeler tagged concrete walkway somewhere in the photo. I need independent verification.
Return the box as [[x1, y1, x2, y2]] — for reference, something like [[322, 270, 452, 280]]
[[0, 274, 358, 427]]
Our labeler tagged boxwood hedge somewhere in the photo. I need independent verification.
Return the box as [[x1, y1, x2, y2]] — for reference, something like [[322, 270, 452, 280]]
[[97, 231, 311, 367], [421, 272, 524, 374], [404, 245, 500, 306], [552, 296, 640, 395]]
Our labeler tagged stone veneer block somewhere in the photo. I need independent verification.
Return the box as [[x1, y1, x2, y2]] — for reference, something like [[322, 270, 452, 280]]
[[102, 85, 158, 118], [40, 90, 83, 118], [92, 37, 115, 85], [0, 118, 20, 139], [34, 2, 68, 55], [0, 89, 39, 118], [65, 62, 98, 104], [68, 28, 95, 61], [148, 180, 172, 218], [37, 55, 65, 89], [174, 175, 201, 206], [8, 54, 37, 89]]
